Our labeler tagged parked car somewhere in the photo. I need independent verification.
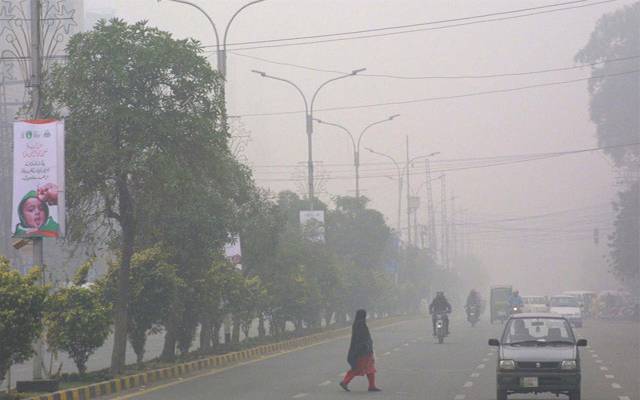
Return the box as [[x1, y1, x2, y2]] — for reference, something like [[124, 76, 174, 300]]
[[522, 295, 549, 313], [489, 313, 587, 400], [549, 296, 583, 328]]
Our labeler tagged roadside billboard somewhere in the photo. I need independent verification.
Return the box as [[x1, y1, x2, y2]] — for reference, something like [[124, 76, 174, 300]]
[[12, 120, 65, 238], [300, 210, 325, 243], [224, 234, 242, 268]]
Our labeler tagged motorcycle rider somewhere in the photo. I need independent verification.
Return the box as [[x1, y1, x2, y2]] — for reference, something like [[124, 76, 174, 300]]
[[509, 290, 524, 314], [429, 291, 452, 336], [465, 289, 482, 318]]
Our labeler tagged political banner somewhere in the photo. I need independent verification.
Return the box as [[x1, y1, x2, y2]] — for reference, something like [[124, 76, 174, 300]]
[[12, 120, 65, 238]]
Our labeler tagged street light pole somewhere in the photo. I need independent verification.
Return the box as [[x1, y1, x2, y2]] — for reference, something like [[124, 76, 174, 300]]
[[160, 0, 265, 79], [315, 114, 398, 199], [252, 69, 365, 209], [365, 147, 403, 235]]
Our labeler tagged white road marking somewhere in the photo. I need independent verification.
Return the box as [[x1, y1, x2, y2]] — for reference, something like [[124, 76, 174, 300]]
[[482, 358, 489, 362], [487, 352, 493, 356], [454, 395, 466, 400], [319, 380, 332, 386], [394, 348, 401, 352], [619, 396, 631, 400], [600, 366, 609, 371], [292, 393, 308, 398], [470, 372, 480, 378], [383, 352, 391, 356], [463, 381, 473, 388], [605, 375, 615, 379], [477, 364, 486, 369], [612, 383, 622, 389], [596, 360, 603, 364], [592, 354, 599, 358], [403, 343, 409, 346]]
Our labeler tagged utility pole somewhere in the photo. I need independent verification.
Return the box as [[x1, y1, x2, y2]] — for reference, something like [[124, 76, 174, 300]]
[[440, 175, 448, 269], [29, 0, 44, 380], [405, 135, 411, 246], [425, 159, 437, 258], [450, 194, 457, 268]]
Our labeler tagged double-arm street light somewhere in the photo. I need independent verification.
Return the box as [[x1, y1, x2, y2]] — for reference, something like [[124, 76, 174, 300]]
[[366, 145, 439, 245], [314, 114, 399, 199], [159, 0, 266, 79], [252, 69, 366, 209]]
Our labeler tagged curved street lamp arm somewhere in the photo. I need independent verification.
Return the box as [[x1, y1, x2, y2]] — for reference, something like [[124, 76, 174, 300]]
[[252, 71, 309, 115], [314, 119, 356, 151], [364, 147, 401, 174], [309, 68, 365, 114], [162, 0, 220, 49], [223, 0, 266, 49], [357, 117, 396, 151]]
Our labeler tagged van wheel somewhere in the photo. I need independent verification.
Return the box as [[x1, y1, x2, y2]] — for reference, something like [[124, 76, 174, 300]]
[[569, 389, 581, 400], [497, 389, 508, 400]]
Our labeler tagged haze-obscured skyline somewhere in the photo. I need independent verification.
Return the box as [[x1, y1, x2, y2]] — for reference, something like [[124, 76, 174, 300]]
[[84, 0, 635, 294]]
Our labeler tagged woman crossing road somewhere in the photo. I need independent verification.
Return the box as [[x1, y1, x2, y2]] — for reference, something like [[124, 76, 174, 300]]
[[339, 309, 381, 392]]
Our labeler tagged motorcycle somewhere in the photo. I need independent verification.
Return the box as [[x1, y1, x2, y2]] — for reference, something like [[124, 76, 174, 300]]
[[467, 305, 480, 327], [435, 313, 447, 344], [510, 304, 522, 316]]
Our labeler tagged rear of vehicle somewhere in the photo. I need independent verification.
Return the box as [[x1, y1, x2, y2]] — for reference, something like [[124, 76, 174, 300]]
[[491, 314, 586, 400], [522, 296, 549, 313], [491, 286, 513, 324], [563, 291, 596, 318], [550, 296, 583, 327]]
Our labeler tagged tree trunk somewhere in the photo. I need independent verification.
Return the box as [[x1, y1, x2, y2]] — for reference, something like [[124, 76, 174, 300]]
[[199, 316, 212, 353], [160, 317, 177, 361], [212, 321, 221, 348], [231, 318, 241, 344], [110, 176, 135, 374], [257, 315, 266, 338]]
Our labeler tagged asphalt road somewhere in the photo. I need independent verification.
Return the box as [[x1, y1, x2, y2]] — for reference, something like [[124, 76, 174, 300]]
[[110, 316, 639, 400]]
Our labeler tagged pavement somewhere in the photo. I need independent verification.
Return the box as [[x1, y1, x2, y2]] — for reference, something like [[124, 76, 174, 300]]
[[104, 316, 639, 400]]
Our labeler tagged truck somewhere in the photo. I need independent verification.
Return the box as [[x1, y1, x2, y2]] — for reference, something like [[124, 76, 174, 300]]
[[490, 285, 513, 324]]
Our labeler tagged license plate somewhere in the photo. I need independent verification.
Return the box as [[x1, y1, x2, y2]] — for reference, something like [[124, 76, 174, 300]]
[[521, 377, 539, 388]]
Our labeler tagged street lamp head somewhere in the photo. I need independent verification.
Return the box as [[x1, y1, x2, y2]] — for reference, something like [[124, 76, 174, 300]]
[[351, 68, 367, 75], [364, 147, 376, 153], [388, 114, 400, 120], [251, 69, 267, 77], [428, 151, 441, 157], [314, 118, 324, 124]]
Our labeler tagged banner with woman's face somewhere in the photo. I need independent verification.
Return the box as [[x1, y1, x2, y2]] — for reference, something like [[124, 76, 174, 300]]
[[12, 120, 65, 238]]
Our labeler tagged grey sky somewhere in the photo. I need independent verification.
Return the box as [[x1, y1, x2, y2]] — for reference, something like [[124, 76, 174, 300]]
[[85, 0, 635, 294]]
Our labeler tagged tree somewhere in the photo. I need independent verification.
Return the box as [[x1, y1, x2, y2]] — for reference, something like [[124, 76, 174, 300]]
[[99, 246, 180, 364], [575, 2, 639, 168], [45, 282, 111, 374], [45, 19, 229, 373], [0, 257, 47, 385], [576, 3, 640, 292]]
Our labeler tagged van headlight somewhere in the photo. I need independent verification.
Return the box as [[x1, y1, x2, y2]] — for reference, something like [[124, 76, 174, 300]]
[[561, 360, 577, 370], [499, 360, 516, 370]]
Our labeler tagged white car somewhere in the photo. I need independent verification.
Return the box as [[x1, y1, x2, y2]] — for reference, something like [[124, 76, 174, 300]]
[[522, 295, 549, 313], [549, 295, 583, 328]]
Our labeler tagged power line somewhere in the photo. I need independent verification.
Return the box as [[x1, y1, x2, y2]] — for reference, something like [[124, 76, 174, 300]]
[[216, 0, 622, 51], [232, 69, 640, 118], [252, 142, 640, 182], [231, 52, 640, 80]]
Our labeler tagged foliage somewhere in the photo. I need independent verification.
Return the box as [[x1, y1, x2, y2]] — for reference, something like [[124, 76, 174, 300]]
[[0, 257, 48, 385], [576, 3, 640, 292], [45, 18, 238, 372], [98, 247, 181, 363], [45, 284, 111, 374]]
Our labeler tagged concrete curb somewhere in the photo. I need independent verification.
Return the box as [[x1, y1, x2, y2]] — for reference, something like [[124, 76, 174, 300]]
[[27, 315, 410, 400]]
